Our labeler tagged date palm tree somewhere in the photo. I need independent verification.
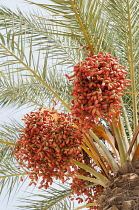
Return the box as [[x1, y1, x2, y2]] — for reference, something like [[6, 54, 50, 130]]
[[0, 0, 139, 209]]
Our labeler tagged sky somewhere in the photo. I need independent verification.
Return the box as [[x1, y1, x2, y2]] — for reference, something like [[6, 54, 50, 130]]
[[0, 0, 47, 10], [1, 0, 32, 11]]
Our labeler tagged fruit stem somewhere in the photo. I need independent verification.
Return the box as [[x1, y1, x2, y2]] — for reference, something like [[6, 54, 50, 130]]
[[0, 173, 28, 178], [70, 0, 94, 54], [0, 140, 19, 146]]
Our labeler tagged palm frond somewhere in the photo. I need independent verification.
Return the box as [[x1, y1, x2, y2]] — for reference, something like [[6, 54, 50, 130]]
[[0, 67, 72, 109], [24, 0, 107, 53], [0, 120, 40, 202], [0, 155, 28, 200], [73, 160, 108, 186], [74, 203, 98, 210], [103, 0, 139, 131], [16, 183, 73, 210], [0, 6, 82, 65], [0, 121, 22, 162], [0, 30, 71, 110]]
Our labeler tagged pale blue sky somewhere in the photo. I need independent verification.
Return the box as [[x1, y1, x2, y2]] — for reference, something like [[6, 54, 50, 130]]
[[1, 0, 31, 10]]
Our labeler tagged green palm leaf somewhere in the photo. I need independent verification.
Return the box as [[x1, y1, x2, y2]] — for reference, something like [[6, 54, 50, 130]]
[[103, 0, 139, 131], [25, 0, 107, 53], [0, 121, 28, 200], [16, 183, 73, 210]]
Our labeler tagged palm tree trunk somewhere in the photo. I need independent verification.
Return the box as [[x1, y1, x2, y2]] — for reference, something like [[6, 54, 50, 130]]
[[98, 160, 139, 210]]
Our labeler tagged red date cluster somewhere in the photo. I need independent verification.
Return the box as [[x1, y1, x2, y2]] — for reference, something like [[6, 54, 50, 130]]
[[13, 108, 83, 189], [69, 52, 131, 129]]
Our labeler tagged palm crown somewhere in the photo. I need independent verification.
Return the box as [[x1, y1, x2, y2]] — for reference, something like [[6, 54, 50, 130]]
[[0, 0, 139, 209]]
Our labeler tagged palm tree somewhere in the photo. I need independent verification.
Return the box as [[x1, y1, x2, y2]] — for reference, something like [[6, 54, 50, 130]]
[[0, 0, 139, 209]]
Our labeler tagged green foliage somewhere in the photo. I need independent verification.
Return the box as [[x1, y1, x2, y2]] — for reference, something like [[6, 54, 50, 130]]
[[16, 183, 73, 210]]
